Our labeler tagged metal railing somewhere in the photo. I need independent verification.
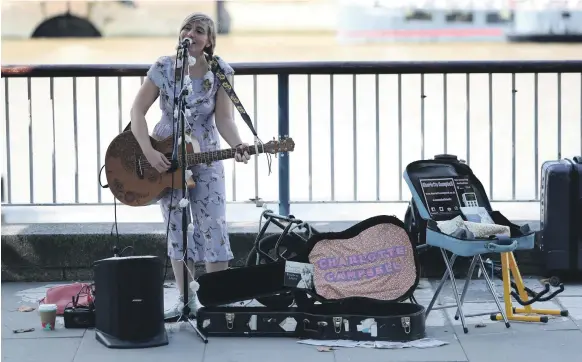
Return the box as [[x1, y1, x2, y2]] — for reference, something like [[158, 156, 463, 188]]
[[2, 60, 582, 217]]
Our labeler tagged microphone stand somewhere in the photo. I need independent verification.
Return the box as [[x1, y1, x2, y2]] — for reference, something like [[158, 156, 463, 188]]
[[173, 43, 207, 343]]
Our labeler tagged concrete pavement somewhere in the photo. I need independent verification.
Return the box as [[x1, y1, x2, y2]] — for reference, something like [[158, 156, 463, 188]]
[[3, 277, 582, 362]]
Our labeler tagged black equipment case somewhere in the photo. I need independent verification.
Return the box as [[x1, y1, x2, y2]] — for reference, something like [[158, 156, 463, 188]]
[[196, 261, 303, 338], [196, 301, 425, 341], [196, 305, 303, 338], [403, 154, 536, 257], [195, 215, 426, 342], [299, 298, 425, 341], [540, 157, 582, 275]]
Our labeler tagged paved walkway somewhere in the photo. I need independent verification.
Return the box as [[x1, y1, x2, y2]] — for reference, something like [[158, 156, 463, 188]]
[[2, 278, 582, 362]]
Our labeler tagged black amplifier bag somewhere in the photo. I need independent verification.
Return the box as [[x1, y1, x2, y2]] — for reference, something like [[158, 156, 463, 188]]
[[293, 215, 420, 304], [196, 260, 292, 307]]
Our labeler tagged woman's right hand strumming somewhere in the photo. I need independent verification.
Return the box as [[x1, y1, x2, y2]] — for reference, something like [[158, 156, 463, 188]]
[[145, 148, 171, 173]]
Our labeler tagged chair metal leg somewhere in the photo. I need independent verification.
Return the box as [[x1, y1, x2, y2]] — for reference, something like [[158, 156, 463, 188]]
[[477, 255, 510, 328], [425, 251, 457, 318], [427, 247, 514, 334], [440, 248, 469, 333], [454, 255, 479, 320]]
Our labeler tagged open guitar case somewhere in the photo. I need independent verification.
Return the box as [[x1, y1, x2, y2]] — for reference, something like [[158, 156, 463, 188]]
[[196, 215, 427, 342]]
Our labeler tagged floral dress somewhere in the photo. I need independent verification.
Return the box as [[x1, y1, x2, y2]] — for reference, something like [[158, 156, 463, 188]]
[[146, 55, 234, 263]]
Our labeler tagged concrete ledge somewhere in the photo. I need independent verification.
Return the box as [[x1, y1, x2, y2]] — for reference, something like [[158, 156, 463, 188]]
[[1, 220, 546, 282]]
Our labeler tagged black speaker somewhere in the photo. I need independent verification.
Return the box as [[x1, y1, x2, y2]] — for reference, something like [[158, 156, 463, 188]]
[[93, 255, 168, 348]]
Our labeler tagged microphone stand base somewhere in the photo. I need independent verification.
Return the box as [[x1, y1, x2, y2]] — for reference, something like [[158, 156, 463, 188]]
[[163, 313, 208, 343], [180, 316, 208, 343]]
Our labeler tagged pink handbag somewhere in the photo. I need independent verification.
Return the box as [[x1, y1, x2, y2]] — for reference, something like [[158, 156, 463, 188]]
[[38, 282, 94, 315]]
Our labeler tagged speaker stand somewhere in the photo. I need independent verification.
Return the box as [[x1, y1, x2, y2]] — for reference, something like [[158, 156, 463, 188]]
[[95, 324, 169, 349]]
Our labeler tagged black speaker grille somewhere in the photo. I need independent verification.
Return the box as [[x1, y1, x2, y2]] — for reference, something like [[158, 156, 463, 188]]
[[94, 256, 164, 341]]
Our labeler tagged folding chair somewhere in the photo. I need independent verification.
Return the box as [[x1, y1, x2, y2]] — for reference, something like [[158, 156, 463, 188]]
[[403, 155, 537, 333]]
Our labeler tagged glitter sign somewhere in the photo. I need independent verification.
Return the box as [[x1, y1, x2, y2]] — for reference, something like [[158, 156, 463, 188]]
[[315, 246, 407, 283]]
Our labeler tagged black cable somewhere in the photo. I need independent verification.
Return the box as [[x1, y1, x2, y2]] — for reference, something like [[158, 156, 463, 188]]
[[119, 246, 134, 256]]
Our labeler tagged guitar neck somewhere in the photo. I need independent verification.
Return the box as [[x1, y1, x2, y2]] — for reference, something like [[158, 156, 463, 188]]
[[186, 145, 265, 166]]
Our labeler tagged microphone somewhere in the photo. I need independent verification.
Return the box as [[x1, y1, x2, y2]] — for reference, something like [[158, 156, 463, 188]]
[[179, 38, 192, 49]]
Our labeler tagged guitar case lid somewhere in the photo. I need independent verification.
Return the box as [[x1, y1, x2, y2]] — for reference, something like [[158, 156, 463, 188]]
[[291, 215, 420, 306]]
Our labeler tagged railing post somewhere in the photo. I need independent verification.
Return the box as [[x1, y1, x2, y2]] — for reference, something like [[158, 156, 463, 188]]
[[278, 74, 290, 216]]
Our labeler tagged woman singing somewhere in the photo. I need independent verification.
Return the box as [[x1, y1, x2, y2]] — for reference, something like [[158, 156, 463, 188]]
[[129, 12, 250, 319]]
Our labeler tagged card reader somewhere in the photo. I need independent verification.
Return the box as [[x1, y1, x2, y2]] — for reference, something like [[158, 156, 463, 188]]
[[462, 192, 479, 207]]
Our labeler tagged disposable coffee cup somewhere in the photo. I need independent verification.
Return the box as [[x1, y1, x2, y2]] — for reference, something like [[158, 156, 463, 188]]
[[38, 304, 57, 330]]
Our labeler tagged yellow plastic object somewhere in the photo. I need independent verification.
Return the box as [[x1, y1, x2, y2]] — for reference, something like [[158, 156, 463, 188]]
[[490, 252, 569, 323]]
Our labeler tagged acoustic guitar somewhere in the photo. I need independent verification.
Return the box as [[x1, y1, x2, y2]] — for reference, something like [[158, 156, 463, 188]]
[[104, 131, 295, 207]]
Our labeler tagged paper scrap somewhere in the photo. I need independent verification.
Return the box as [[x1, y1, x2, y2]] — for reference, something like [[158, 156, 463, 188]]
[[17, 306, 35, 312], [13, 328, 35, 334], [357, 318, 376, 334], [279, 317, 297, 332], [298, 338, 449, 350]]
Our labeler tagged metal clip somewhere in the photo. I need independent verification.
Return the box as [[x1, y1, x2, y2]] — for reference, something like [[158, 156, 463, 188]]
[[225, 313, 235, 330], [401, 317, 411, 334], [303, 319, 327, 333], [333, 317, 342, 333]]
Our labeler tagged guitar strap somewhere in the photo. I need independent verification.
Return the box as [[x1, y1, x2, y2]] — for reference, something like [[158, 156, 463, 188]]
[[207, 55, 258, 138], [122, 55, 258, 138]]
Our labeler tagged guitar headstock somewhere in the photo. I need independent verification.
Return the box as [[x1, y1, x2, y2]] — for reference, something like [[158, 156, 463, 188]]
[[264, 137, 295, 154]]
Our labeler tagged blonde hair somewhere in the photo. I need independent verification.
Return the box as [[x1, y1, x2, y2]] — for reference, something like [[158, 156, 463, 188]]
[[179, 12, 217, 57]]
